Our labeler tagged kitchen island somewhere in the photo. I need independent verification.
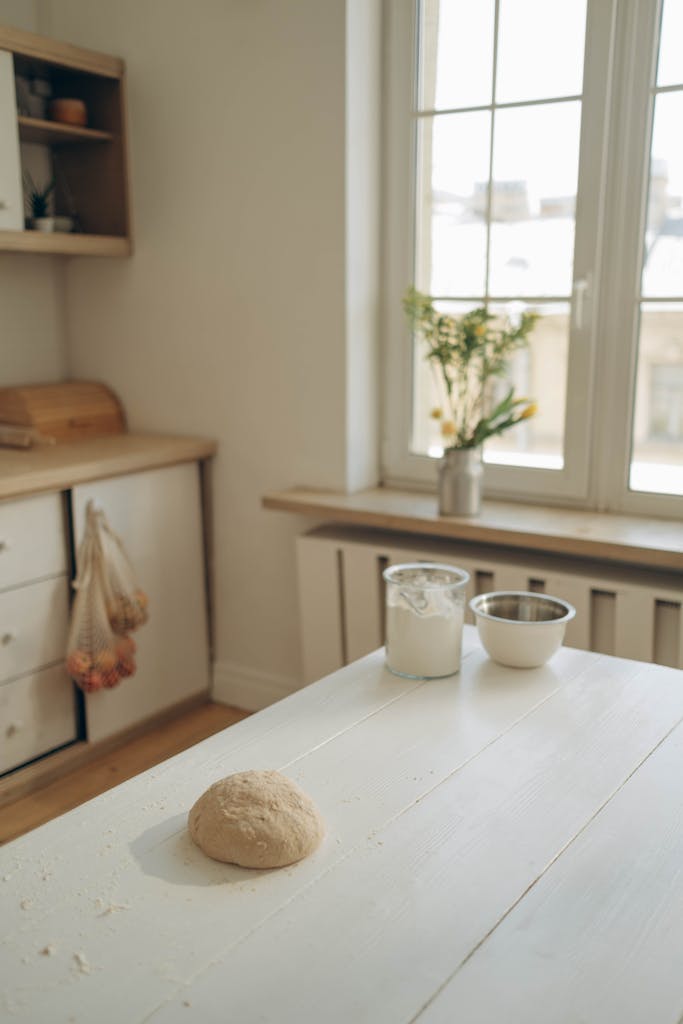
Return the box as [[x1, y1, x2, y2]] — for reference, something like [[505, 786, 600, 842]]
[[2, 626, 683, 1022]]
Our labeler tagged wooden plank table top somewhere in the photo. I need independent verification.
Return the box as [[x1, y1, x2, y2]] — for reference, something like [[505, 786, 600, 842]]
[[2, 626, 683, 1023]]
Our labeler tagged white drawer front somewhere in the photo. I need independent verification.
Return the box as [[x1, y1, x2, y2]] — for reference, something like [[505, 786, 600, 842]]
[[0, 577, 69, 683], [0, 664, 77, 774], [0, 493, 67, 590]]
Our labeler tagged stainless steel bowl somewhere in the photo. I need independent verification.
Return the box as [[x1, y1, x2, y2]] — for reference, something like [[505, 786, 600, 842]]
[[470, 591, 576, 668], [473, 592, 574, 624]]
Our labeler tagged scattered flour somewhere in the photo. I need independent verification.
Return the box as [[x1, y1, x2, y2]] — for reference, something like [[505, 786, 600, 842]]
[[73, 952, 91, 974], [98, 902, 130, 916]]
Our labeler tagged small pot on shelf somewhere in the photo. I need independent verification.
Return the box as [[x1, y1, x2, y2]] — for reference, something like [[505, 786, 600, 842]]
[[49, 98, 87, 126], [31, 216, 74, 233]]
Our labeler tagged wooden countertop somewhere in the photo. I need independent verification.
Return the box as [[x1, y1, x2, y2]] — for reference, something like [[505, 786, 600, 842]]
[[263, 486, 683, 571], [0, 433, 217, 500], [3, 632, 683, 1022]]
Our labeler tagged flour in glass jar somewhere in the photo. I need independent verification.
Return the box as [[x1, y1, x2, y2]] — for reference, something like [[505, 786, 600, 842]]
[[385, 573, 466, 678], [386, 603, 464, 677]]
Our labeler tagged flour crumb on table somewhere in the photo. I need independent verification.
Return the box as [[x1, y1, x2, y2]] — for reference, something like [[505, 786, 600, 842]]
[[73, 952, 91, 974], [19, 898, 33, 910], [95, 898, 130, 916]]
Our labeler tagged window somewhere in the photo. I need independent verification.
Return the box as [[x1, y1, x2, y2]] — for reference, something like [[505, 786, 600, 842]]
[[648, 364, 683, 441], [383, 0, 683, 515]]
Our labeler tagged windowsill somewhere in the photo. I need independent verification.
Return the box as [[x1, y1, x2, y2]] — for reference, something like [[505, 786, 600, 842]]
[[262, 486, 683, 572]]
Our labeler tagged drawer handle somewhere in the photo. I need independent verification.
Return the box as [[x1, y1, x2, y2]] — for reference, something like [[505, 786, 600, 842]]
[[6, 721, 22, 738], [0, 540, 8, 553], [1, 631, 15, 646]]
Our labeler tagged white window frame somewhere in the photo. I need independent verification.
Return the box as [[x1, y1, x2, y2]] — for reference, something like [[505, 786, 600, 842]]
[[381, 0, 682, 517]]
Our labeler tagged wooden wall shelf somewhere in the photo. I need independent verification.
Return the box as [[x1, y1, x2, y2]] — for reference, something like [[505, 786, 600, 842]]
[[17, 114, 113, 145], [0, 24, 131, 257], [0, 228, 130, 256]]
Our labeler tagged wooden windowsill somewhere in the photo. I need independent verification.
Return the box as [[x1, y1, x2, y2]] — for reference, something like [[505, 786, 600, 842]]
[[262, 486, 683, 572]]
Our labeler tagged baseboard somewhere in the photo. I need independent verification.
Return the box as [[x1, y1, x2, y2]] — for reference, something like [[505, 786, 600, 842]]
[[212, 660, 299, 712]]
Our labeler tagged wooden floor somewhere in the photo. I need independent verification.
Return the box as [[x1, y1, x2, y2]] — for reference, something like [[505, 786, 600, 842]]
[[0, 702, 249, 846]]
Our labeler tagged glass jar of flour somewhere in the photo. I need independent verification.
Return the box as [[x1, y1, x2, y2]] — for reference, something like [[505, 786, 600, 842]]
[[383, 563, 470, 679]]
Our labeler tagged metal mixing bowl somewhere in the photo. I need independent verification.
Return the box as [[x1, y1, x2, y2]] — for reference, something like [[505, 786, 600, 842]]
[[470, 591, 576, 668]]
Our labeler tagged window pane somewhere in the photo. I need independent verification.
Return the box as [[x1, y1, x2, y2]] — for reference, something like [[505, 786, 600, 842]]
[[412, 300, 473, 457], [411, 300, 567, 470], [496, 0, 587, 104], [484, 303, 567, 468], [416, 112, 490, 296], [642, 92, 683, 298], [489, 102, 581, 296], [630, 303, 683, 496], [419, 0, 494, 111], [657, 0, 683, 87]]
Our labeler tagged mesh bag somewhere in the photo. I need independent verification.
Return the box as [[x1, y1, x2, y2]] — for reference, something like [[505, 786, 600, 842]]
[[96, 511, 149, 634], [65, 504, 137, 693]]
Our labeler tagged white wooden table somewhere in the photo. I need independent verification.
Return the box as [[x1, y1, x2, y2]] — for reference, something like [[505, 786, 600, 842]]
[[2, 626, 683, 1023]]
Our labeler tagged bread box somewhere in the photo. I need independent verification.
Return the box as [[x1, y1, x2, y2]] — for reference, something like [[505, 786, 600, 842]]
[[0, 381, 126, 443]]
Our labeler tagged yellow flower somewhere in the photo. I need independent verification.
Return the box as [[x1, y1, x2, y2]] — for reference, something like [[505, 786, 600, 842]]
[[441, 420, 456, 437], [430, 407, 443, 419], [474, 324, 486, 336], [520, 402, 538, 420]]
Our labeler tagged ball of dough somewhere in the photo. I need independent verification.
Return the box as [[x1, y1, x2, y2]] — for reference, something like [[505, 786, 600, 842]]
[[188, 770, 324, 869]]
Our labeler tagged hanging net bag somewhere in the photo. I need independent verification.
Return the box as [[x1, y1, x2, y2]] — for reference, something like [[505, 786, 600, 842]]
[[65, 502, 138, 693], [95, 509, 149, 634]]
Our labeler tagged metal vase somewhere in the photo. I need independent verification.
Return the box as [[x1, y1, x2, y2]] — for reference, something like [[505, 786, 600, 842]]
[[438, 446, 483, 516]]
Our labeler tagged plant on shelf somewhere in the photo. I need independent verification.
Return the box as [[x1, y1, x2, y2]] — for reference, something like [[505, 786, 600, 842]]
[[23, 172, 55, 226], [403, 287, 540, 450], [402, 287, 541, 516]]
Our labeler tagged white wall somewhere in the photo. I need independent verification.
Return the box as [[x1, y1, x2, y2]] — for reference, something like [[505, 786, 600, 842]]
[[346, 0, 381, 492], [43, 0, 382, 707], [0, 0, 68, 385]]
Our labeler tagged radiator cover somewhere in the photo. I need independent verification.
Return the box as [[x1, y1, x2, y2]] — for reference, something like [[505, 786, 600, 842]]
[[296, 525, 683, 683]]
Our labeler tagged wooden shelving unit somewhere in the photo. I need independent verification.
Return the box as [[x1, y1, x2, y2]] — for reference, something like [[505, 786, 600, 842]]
[[0, 24, 131, 257]]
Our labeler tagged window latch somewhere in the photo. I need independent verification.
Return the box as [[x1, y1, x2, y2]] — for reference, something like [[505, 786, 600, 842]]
[[572, 275, 591, 331]]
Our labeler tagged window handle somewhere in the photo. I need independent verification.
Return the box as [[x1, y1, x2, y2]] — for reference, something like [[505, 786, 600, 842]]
[[572, 275, 591, 331]]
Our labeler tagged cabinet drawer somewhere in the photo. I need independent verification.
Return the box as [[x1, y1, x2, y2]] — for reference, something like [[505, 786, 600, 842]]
[[0, 493, 67, 590], [0, 577, 69, 683], [0, 664, 77, 775]]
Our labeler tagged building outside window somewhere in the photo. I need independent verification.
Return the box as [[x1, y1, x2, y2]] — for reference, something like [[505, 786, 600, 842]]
[[383, 0, 683, 515]]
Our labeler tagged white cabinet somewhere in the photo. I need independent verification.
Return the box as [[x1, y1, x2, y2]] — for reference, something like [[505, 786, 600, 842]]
[[0, 49, 23, 231], [0, 492, 76, 775], [71, 462, 211, 743], [0, 456, 212, 775]]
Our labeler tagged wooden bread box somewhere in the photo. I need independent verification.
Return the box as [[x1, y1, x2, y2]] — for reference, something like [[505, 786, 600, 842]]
[[0, 381, 126, 443]]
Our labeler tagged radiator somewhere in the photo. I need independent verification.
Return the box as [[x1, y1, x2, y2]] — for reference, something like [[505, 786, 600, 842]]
[[296, 525, 683, 683]]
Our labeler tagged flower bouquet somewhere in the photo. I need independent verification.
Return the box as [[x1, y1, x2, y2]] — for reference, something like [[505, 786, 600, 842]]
[[403, 288, 540, 514]]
